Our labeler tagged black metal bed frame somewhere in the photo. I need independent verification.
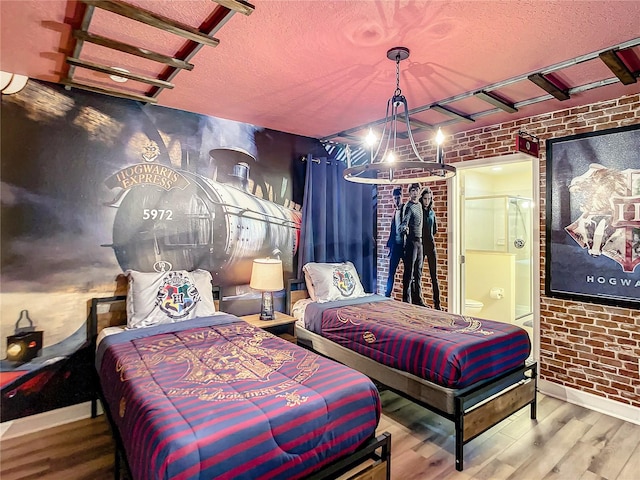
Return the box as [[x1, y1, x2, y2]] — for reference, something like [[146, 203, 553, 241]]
[[287, 278, 537, 471]]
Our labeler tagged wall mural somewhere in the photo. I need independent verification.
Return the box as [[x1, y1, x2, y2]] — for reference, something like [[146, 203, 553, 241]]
[[0, 80, 322, 421]]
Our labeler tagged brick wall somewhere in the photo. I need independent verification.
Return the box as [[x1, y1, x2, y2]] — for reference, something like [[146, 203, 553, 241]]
[[376, 93, 640, 408]]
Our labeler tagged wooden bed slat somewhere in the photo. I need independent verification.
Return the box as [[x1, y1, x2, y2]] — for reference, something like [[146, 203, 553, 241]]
[[463, 379, 536, 441], [290, 289, 308, 306]]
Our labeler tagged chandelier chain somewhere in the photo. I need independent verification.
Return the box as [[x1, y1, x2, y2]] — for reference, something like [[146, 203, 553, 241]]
[[395, 54, 401, 96]]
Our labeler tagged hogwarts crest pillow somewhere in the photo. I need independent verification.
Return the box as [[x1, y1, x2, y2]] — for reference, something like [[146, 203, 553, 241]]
[[125, 269, 217, 329], [302, 262, 367, 303]]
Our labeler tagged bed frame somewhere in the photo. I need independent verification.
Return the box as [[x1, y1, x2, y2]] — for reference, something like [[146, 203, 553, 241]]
[[88, 292, 391, 480], [287, 279, 537, 472]]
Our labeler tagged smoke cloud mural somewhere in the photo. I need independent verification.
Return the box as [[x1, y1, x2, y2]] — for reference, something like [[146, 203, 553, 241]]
[[0, 80, 321, 421]]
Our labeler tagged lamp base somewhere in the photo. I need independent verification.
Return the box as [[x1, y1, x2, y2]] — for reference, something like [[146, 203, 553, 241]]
[[259, 291, 275, 321]]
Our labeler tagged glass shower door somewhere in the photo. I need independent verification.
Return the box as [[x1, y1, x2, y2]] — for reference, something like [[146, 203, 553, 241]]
[[508, 197, 533, 319], [463, 195, 533, 322]]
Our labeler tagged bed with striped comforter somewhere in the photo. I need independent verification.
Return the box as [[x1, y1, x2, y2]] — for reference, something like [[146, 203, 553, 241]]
[[96, 314, 381, 480], [303, 296, 531, 388]]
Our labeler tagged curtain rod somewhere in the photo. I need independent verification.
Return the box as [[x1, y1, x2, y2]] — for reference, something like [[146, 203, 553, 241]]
[[300, 155, 333, 164]]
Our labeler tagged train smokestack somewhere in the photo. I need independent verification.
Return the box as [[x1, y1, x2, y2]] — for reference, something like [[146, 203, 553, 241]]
[[230, 162, 250, 191]]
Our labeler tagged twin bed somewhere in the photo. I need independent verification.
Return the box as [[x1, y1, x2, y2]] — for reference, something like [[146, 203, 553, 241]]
[[91, 263, 537, 478], [90, 269, 390, 480], [289, 261, 537, 472]]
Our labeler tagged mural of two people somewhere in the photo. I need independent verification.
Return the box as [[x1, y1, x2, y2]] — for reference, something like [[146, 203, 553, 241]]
[[385, 183, 441, 309]]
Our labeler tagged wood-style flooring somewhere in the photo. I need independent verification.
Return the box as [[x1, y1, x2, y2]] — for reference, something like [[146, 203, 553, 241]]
[[1, 390, 638, 480]]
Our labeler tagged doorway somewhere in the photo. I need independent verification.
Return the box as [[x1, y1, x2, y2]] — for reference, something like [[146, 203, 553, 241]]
[[448, 153, 539, 346]]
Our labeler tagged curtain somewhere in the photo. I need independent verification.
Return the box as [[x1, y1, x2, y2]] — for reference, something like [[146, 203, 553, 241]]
[[297, 154, 377, 292]]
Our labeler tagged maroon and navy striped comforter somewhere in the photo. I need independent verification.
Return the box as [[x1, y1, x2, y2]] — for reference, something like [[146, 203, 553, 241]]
[[96, 314, 380, 480], [304, 297, 531, 388]]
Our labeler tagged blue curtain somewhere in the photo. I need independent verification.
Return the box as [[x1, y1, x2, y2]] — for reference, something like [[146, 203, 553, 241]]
[[297, 154, 377, 292]]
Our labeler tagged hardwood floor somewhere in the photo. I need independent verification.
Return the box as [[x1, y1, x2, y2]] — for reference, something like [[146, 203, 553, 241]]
[[377, 391, 639, 480], [1, 390, 638, 480]]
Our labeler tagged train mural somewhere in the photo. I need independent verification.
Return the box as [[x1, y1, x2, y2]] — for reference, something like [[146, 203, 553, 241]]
[[1, 80, 319, 422], [105, 147, 302, 284]]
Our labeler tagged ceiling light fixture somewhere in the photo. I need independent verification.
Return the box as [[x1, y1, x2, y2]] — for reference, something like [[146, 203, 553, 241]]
[[344, 47, 456, 185], [109, 67, 130, 83]]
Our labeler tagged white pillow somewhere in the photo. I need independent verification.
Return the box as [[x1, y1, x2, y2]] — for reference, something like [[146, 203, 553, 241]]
[[302, 262, 367, 303], [125, 269, 217, 329], [304, 271, 317, 301]]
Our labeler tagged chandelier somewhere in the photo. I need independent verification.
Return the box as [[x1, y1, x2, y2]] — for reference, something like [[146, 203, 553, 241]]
[[344, 47, 456, 184]]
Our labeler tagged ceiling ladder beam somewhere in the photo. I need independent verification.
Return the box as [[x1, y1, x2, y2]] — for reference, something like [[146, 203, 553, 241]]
[[404, 116, 434, 130], [474, 91, 518, 113], [527, 73, 570, 100], [61, 78, 158, 103], [81, 0, 220, 47], [148, 4, 239, 99], [212, 0, 255, 16], [598, 50, 637, 85], [430, 105, 475, 123], [73, 31, 194, 71], [321, 37, 640, 142], [66, 3, 95, 84], [65, 57, 175, 89], [335, 133, 363, 142]]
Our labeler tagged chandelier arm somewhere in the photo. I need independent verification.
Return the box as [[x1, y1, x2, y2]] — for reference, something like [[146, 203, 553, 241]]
[[391, 102, 398, 154], [402, 101, 426, 162], [372, 97, 393, 164]]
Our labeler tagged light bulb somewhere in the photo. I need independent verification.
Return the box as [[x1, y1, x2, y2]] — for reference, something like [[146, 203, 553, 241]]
[[365, 128, 377, 147], [386, 151, 396, 163], [435, 128, 445, 145]]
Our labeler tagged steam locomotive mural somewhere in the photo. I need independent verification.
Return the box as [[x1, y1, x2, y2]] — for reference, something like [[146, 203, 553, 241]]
[[2, 80, 321, 421], [104, 147, 302, 286]]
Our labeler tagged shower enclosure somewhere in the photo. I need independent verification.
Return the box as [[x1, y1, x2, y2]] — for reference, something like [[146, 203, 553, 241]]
[[464, 195, 533, 319]]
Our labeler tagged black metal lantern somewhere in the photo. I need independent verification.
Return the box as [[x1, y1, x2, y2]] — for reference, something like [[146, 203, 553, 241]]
[[6, 310, 43, 363]]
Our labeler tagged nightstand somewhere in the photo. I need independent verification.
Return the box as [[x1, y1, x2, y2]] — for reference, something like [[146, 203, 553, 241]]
[[241, 311, 297, 344]]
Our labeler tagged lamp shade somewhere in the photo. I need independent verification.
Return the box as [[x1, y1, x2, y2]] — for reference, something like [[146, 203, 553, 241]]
[[250, 258, 284, 292]]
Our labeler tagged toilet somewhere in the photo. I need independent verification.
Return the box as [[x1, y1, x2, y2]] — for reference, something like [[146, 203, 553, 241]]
[[464, 298, 484, 316]]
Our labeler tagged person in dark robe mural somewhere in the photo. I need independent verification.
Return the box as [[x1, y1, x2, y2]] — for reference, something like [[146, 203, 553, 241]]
[[399, 183, 425, 305], [385, 187, 405, 297], [413, 186, 441, 310]]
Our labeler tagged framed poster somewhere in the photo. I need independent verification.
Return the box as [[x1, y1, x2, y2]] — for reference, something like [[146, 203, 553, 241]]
[[545, 124, 639, 308]]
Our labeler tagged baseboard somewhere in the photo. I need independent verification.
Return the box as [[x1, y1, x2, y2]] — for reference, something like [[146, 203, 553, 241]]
[[539, 379, 639, 425], [0, 401, 103, 440]]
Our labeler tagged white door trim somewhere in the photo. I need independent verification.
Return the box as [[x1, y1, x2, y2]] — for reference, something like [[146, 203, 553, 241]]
[[447, 153, 540, 362]]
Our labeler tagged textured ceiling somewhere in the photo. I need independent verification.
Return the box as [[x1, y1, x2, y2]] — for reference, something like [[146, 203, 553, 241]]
[[1, 0, 639, 143]]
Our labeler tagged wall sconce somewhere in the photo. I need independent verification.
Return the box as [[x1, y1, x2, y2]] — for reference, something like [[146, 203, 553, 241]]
[[1, 71, 29, 95], [250, 258, 284, 320]]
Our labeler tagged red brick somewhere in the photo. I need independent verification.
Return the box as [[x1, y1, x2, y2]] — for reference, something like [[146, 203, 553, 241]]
[[375, 94, 640, 410]]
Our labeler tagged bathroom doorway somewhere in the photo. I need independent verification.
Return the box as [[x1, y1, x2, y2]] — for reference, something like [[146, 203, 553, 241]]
[[449, 153, 539, 342]]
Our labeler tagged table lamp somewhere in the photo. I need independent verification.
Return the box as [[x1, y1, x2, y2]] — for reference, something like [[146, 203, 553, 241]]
[[250, 258, 284, 320]]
